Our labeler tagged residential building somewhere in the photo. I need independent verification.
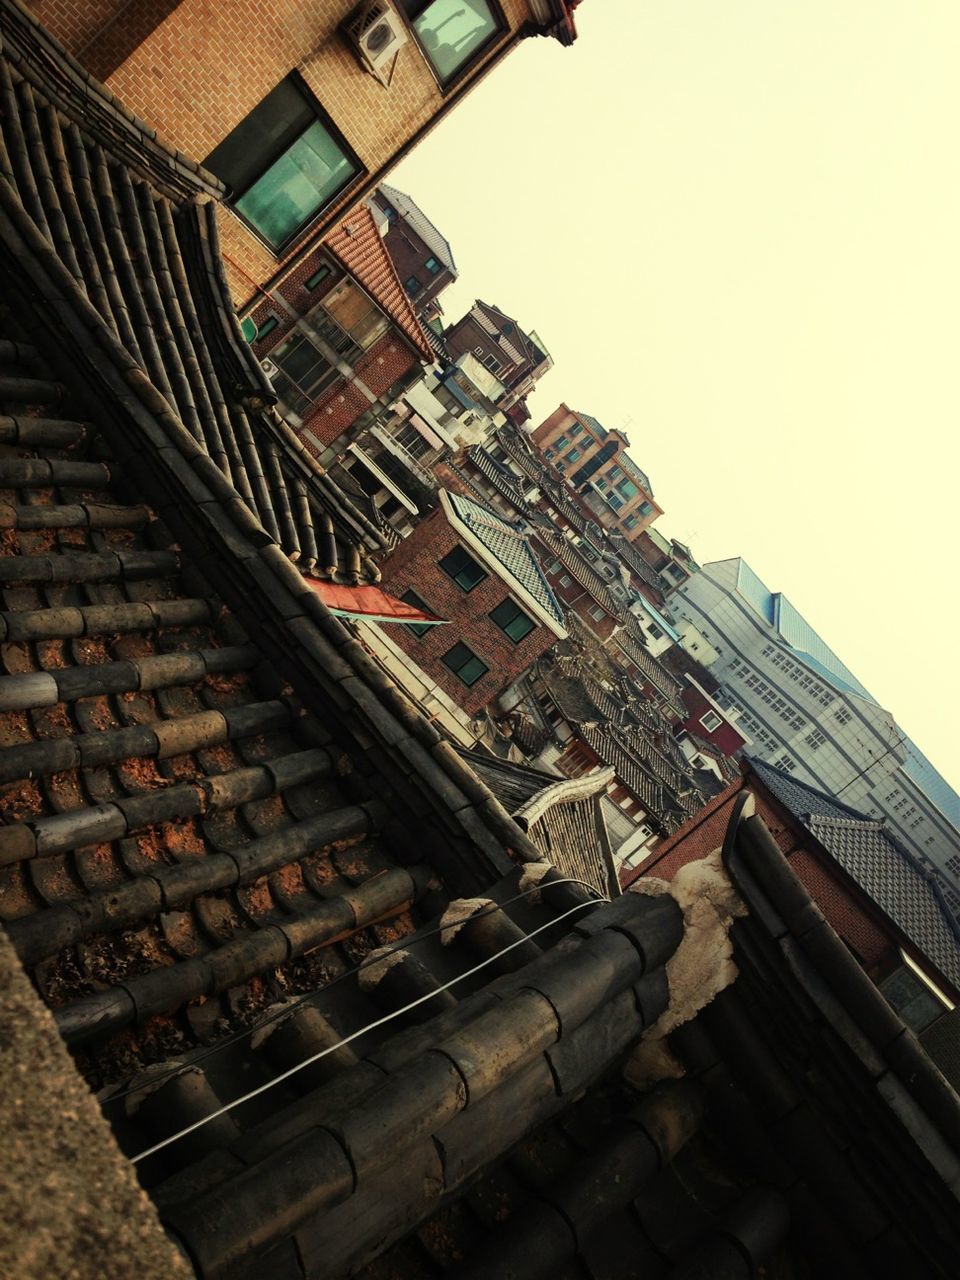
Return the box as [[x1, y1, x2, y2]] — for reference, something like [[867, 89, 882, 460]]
[[679, 676, 750, 757], [368, 182, 457, 321], [673, 557, 960, 911], [624, 760, 960, 1090], [7, 10, 960, 1279], [444, 299, 553, 410], [377, 490, 566, 715], [32, 0, 582, 306], [531, 403, 664, 538], [635, 526, 697, 591], [248, 203, 436, 461]]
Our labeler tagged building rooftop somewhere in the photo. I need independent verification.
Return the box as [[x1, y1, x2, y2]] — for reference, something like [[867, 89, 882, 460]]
[[446, 492, 565, 627], [325, 205, 435, 362], [749, 760, 960, 992], [376, 183, 457, 275]]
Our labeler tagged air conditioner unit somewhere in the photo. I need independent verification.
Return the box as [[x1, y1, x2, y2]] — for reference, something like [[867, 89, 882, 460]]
[[260, 358, 278, 378], [343, 1, 407, 88]]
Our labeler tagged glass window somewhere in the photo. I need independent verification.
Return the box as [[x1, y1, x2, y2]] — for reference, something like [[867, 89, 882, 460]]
[[442, 641, 489, 686], [623, 513, 639, 529], [566, 449, 581, 463], [402, 0, 503, 85], [206, 77, 361, 251], [490, 598, 535, 643], [305, 264, 332, 290], [269, 332, 339, 416], [553, 435, 568, 451], [321, 279, 389, 349], [879, 966, 944, 1032], [569, 424, 582, 437], [405, 275, 423, 296], [401, 589, 434, 638], [439, 545, 487, 592], [425, 256, 442, 275], [638, 500, 654, 516], [700, 710, 722, 732], [618, 479, 639, 499]]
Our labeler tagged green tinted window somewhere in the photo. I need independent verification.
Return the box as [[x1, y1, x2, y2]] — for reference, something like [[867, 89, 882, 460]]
[[442, 641, 489, 686], [439, 546, 487, 592], [490, 598, 534, 643], [410, 0, 501, 84]]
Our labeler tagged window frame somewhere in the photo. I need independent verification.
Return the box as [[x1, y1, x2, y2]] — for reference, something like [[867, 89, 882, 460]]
[[442, 640, 489, 687], [400, 588, 434, 638], [205, 72, 364, 255], [397, 0, 508, 92], [439, 544, 488, 593], [700, 710, 723, 732], [489, 597, 535, 644]]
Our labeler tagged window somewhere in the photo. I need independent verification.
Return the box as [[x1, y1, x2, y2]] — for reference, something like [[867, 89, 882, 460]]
[[606, 493, 625, 511], [617, 479, 639, 500], [305, 264, 332, 290], [553, 435, 569, 451], [624, 513, 639, 530], [565, 449, 581, 463], [547, 560, 563, 574], [270, 331, 339, 416], [439, 545, 487, 592], [773, 754, 796, 774], [834, 707, 852, 725], [255, 315, 279, 341], [590, 605, 606, 622], [700, 710, 722, 733], [490, 598, 535, 643], [442, 641, 489, 686], [405, 275, 423, 296], [205, 75, 361, 251], [879, 966, 944, 1033], [558, 574, 573, 588], [638, 500, 654, 516], [806, 729, 826, 751], [321, 279, 389, 349], [401, 589, 434, 638], [482, 354, 502, 373], [400, 1, 505, 86], [424, 255, 442, 275], [569, 424, 582, 438], [393, 421, 434, 460]]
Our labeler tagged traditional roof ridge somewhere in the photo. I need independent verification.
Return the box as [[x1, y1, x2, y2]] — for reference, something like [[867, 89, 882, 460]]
[[325, 206, 435, 363]]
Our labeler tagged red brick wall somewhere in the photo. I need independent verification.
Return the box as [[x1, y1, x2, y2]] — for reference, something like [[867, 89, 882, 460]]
[[381, 222, 454, 315], [681, 685, 747, 757], [378, 507, 559, 717], [623, 779, 898, 976]]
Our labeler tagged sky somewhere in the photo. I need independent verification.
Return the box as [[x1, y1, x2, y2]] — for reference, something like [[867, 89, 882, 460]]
[[391, 0, 960, 793]]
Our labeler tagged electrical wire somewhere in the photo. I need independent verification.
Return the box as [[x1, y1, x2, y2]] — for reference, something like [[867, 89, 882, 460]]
[[129, 894, 605, 1165], [103, 875, 605, 1108]]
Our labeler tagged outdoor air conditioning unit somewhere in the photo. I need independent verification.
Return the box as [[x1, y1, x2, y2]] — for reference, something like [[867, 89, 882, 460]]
[[260, 358, 278, 378], [343, 1, 408, 88]]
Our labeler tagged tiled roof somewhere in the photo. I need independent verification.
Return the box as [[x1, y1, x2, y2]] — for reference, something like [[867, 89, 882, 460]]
[[532, 526, 625, 620], [750, 760, 960, 991], [325, 206, 435, 362], [466, 445, 531, 510], [376, 183, 457, 274], [446, 492, 564, 626]]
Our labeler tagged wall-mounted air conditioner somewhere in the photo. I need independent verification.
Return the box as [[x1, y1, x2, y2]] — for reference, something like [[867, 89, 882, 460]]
[[343, 1, 407, 88]]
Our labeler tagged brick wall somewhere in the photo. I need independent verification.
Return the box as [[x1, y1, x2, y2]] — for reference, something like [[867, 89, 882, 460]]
[[378, 507, 558, 717], [40, 0, 537, 305], [623, 779, 899, 977], [382, 222, 453, 314]]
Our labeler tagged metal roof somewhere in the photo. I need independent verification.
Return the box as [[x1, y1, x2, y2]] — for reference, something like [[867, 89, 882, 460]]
[[376, 183, 457, 275]]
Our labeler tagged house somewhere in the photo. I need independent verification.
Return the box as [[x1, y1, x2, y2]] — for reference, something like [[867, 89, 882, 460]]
[[673, 556, 960, 911], [679, 675, 750, 757], [30, 0, 583, 307], [368, 182, 457, 322], [532, 402, 664, 538], [247, 204, 436, 463], [4, 11, 960, 1279], [377, 491, 566, 716], [623, 759, 960, 1091], [444, 300, 553, 409]]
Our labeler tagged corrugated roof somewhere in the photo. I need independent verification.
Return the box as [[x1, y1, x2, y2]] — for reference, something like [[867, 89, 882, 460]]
[[325, 207, 434, 362]]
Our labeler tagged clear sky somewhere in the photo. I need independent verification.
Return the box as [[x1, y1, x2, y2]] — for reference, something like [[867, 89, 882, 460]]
[[391, 0, 960, 791]]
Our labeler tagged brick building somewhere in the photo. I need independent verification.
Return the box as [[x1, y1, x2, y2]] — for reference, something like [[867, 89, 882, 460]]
[[246, 204, 434, 460], [32, 0, 582, 305], [679, 675, 750, 758], [624, 760, 960, 1085], [368, 182, 457, 321], [444, 299, 552, 409], [532, 402, 663, 538], [378, 490, 565, 715]]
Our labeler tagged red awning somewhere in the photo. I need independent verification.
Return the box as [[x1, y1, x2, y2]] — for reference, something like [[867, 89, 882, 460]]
[[305, 578, 448, 626]]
